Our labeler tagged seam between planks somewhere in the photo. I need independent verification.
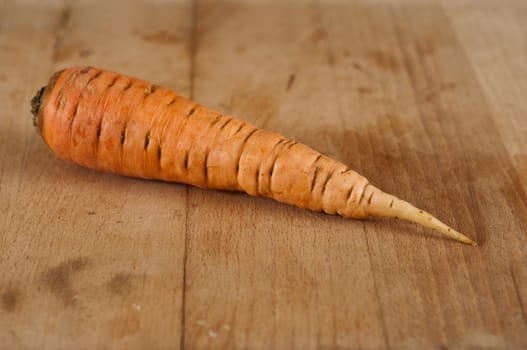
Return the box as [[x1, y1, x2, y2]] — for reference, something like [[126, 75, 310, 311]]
[[180, 0, 198, 349]]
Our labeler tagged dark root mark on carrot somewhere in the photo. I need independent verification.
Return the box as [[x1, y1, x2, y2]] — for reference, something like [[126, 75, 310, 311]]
[[367, 192, 375, 205], [242, 129, 258, 145], [80, 67, 91, 74], [234, 128, 259, 179], [108, 76, 118, 88], [255, 168, 260, 195], [210, 114, 222, 128], [309, 154, 322, 193], [203, 151, 209, 180], [219, 118, 233, 130], [269, 160, 276, 176], [120, 129, 126, 145], [183, 150, 189, 170], [358, 183, 370, 205], [321, 169, 336, 197], [313, 154, 322, 165], [84, 70, 103, 88], [389, 199, 394, 208], [186, 106, 197, 118], [144, 132, 150, 150], [96, 123, 102, 139], [167, 98, 176, 106], [145, 85, 156, 94], [311, 166, 320, 193], [123, 81, 132, 91], [73, 100, 80, 117], [269, 139, 287, 178], [233, 124, 244, 136], [346, 185, 355, 202], [157, 147, 162, 167]]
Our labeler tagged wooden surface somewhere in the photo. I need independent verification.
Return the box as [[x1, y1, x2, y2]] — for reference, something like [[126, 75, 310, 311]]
[[1, 0, 527, 349]]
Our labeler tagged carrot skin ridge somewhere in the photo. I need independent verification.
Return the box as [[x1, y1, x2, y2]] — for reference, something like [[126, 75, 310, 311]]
[[32, 66, 477, 246]]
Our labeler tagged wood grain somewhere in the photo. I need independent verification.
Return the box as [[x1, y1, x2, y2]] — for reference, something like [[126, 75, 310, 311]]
[[1, 0, 526, 349]]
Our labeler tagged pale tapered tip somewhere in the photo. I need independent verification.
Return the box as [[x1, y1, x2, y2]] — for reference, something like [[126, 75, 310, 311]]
[[394, 199, 477, 246]]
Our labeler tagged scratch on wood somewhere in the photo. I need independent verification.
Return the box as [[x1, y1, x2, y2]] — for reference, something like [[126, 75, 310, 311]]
[[286, 73, 296, 91]]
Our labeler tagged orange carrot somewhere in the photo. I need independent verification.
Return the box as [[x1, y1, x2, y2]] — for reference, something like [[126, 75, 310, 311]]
[[31, 66, 476, 245]]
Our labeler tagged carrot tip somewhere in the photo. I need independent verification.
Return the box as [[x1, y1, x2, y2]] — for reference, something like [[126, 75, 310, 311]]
[[380, 197, 478, 246]]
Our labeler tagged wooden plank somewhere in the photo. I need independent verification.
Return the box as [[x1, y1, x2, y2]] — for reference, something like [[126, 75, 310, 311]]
[[182, 1, 387, 349], [0, 1, 191, 349]]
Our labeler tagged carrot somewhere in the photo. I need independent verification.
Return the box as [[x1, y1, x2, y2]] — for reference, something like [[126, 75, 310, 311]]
[[31, 66, 476, 246]]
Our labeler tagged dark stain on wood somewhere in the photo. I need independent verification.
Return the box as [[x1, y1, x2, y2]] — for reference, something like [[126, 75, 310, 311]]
[[2, 286, 22, 313], [86, 211, 96, 215], [357, 86, 372, 95], [310, 28, 327, 43], [140, 30, 180, 44], [78, 48, 93, 58], [41, 257, 89, 306], [368, 50, 399, 70], [286, 73, 296, 91], [52, 6, 72, 61], [107, 273, 133, 296]]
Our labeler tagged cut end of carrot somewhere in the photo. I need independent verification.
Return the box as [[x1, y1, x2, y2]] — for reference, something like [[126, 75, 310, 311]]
[[31, 68, 65, 133], [31, 86, 46, 127]]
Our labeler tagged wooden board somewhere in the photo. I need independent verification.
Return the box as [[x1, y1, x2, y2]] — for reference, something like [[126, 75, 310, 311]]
[[1, 0, 526, 349]]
